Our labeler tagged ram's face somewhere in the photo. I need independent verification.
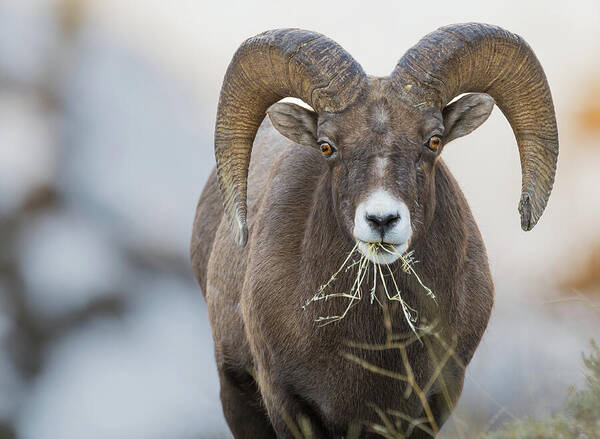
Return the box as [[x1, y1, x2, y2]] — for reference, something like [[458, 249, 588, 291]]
[[318, 95, 437, 264], [267, 80, 494, 264]]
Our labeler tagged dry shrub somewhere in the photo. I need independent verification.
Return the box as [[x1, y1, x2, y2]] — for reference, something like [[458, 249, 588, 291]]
[[560, 241, 600, 295], [577, 77, 600, 133]]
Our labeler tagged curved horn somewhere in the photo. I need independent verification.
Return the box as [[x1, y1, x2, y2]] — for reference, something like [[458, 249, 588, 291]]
[[215, 29, 367, 246], [391, 23, 558, 231]]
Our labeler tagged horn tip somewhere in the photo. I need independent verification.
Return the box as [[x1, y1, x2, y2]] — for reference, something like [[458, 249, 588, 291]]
[[233, 217, 248, 247], [518, 192, 537, 231]]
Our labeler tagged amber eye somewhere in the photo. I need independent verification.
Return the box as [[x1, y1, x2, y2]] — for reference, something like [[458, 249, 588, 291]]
[[319, 142, 334, 156], [427, 135, 442, 151]]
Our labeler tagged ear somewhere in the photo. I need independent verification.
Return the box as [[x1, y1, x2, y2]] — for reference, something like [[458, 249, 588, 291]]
[[267, 102, 319, 148], [442, 93, 495, 144]]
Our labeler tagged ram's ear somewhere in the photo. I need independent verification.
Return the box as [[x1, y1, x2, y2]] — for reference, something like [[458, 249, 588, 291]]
[[442, 93, 495, 144], [267, 102, 319, 148]]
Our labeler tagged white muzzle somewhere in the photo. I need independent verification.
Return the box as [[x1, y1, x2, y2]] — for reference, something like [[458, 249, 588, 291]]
[[353, 189, 412, 264]]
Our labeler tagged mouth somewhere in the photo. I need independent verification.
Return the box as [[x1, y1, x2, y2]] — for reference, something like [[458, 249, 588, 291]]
[[356, 240, 409, 264]]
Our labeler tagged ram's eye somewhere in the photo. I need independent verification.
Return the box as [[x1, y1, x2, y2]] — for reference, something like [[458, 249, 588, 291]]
[[319, 142, 335, 157], [427, 135, 442, 151]]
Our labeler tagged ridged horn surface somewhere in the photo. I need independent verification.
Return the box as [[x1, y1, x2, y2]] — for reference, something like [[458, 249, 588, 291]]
[[215, 29, 366, 245], [392, 23, 558, 230]]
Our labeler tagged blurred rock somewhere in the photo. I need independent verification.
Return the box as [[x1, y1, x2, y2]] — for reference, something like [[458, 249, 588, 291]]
[[0, 91, 56, 218], [59, 31, 210, 257], [0, 1, 60, 86], [16, 277, 228, 439], [19, 185, 60, 215], [18, 210, 125, 319], [0, 288, 23, 425]]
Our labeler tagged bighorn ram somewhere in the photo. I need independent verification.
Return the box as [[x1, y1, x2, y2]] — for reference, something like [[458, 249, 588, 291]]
[[191, 23, 558, 438]]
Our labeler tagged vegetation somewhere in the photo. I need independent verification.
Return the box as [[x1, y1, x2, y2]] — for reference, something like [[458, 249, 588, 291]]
[[483, 340, 600, 439]]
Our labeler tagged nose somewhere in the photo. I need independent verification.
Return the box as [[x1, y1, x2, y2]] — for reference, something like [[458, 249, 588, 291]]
[[365, 212, 400, 235]]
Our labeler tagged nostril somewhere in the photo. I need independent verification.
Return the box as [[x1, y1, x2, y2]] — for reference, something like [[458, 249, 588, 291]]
[[383, 213, 400, 227], [365, 214, 379, 229], [366, 213, 400, 231]]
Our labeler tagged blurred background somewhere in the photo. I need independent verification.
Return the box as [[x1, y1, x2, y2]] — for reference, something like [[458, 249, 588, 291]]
[[0, 0, 599, 437]]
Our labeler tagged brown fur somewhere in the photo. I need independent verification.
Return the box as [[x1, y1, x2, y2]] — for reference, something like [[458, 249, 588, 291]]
[[191, 78, 494, 438]]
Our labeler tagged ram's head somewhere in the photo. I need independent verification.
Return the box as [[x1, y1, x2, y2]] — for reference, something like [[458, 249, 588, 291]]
[[214, 25, 558, 263]]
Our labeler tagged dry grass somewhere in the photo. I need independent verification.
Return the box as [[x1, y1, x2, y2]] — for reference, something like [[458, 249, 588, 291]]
[[340, 324, 460, 438], [302, 242, 436, 335], [298, 240, 568, 439]]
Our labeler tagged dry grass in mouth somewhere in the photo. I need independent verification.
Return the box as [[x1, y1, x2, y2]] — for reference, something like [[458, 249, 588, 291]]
[[302, 242, 436, 334]]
